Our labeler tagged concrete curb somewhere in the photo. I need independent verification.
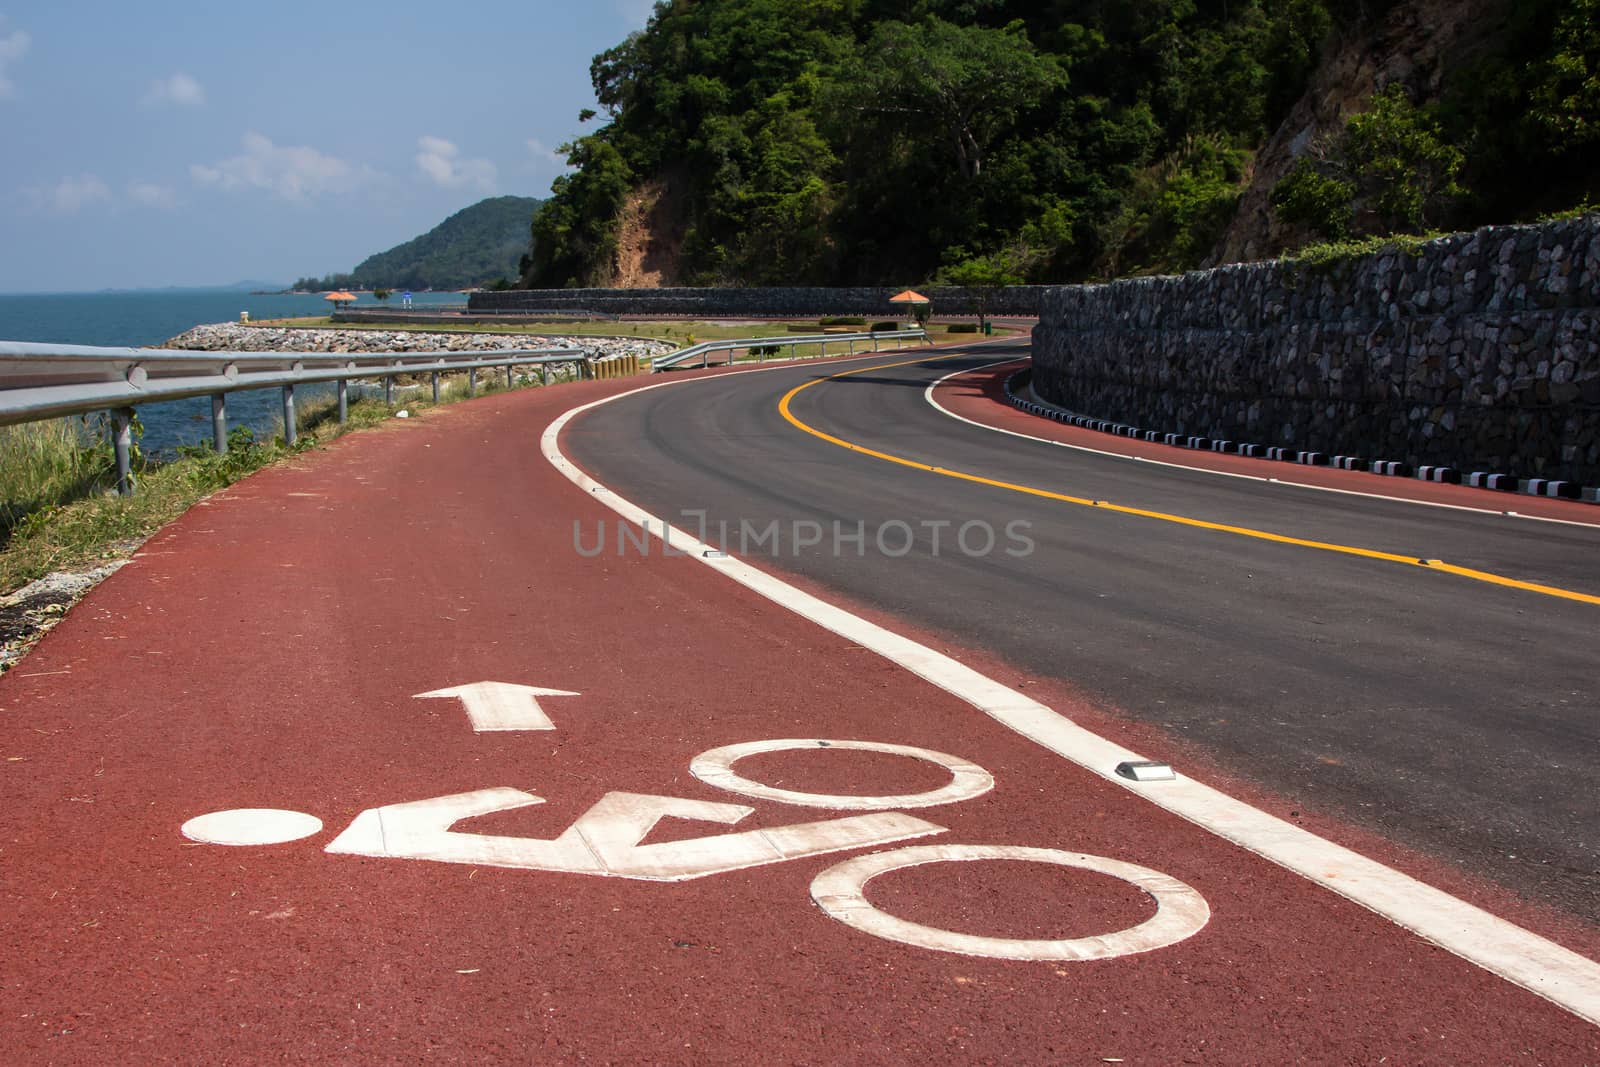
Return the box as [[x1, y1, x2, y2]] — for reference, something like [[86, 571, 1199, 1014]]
[[1001, 371, 1599, 506]]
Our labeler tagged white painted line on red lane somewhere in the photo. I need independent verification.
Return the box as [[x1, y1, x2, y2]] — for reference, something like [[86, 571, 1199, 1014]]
[[690, 739, 994, 810], [543, 366, 1600, 1025], [810, 844, 1210, 961], [323, 785, 943, 882], [923, 362, 1600, 531]]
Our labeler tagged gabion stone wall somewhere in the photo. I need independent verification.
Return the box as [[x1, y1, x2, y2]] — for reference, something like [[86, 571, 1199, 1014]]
[[1031, 218, 1600, 485], [468, 285, 1048, 318]]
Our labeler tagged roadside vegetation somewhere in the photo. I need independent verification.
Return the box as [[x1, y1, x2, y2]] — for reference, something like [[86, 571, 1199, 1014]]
[[526, 0, 1599, 287]]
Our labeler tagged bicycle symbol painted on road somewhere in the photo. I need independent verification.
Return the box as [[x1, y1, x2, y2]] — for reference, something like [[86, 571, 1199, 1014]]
[[181, 684, 1210, 962]]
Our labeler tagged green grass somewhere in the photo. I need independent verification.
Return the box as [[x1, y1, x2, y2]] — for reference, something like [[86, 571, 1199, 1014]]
[[0, 419, 121, 543]]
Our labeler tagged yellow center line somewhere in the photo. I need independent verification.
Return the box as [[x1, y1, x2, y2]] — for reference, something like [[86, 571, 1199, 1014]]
[[777, 355, 1600, 608]]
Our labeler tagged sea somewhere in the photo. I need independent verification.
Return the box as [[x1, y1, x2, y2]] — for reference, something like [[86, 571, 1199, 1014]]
[[0, 289, 467, 455]]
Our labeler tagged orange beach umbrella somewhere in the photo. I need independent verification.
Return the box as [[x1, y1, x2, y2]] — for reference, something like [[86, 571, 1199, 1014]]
[[888, 289, 929, 304]]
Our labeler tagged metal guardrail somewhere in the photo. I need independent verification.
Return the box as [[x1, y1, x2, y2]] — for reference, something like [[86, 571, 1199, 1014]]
[[651, 329, 930, 372], [0, 340, 589, 494]]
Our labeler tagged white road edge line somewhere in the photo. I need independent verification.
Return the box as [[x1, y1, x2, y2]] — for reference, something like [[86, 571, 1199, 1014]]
[[541, 357, 1600, 1027], [924, 359, 1600, 531]]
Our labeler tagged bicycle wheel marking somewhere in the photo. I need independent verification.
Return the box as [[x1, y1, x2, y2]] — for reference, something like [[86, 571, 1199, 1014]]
[[689, 739, 995, 810], [180, 726, 1208, 961], [810, 844, 1211, 961]]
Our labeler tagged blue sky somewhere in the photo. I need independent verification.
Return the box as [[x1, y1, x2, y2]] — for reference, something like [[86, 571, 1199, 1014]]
[[0, 2, 655, 292]]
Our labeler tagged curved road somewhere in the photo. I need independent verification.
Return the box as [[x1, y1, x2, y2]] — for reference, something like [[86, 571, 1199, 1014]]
[[566, 339, 1600, 919]]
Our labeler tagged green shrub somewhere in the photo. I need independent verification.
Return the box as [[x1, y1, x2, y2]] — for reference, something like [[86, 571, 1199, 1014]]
[[947, 323, 980, 333], [1270, 86, 1465, 241], [1270, 159, 1355, 239], [1279, 232, 1446, 279], [870, 321, 900, 332], [819, 316, 866, 326]]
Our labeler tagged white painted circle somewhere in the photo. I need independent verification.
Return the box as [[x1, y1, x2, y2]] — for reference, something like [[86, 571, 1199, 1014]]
[[810, 844, 1210, 961], [689, 739, 994, 810], [181, 808, 323, 846]]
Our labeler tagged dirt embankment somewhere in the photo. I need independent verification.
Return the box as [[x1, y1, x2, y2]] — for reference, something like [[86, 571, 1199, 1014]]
[[612, 169, 689, 288]]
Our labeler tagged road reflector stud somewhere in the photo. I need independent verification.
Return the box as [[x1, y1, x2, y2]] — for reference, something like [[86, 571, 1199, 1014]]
[[1115, 761, 1176, 782]]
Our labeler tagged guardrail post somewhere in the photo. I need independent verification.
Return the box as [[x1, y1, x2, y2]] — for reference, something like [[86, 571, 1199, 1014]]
[[506, 365, 514, 390], [702, 349, 709, 370], [282, 385, 297, 446], [337, 379, 349, 424], [468, 368, 477, 397], [431, 371, 441, 404], [820, 341, 827, 359], [384, 375, 393, 406], [540, 364, 550, 386], [112, 407, 136, 496], [848, 339, 855, 355], [211, 393, 227, 454]]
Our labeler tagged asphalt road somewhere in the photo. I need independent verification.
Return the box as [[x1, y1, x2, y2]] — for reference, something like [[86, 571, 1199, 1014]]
[[565, 339, 1600, 921]]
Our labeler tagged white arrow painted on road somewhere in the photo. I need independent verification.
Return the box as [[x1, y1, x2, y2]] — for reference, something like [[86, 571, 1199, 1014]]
[[414, 682, 580, 732]]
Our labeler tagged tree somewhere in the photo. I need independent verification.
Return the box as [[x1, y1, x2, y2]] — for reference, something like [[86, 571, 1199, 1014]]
[[845, 18, 1067, 180], [1530, 0, 1600, 147], [373, 288, 392, 304], [1344, 85, 1465, 232], [934, 244, 1032, 328]]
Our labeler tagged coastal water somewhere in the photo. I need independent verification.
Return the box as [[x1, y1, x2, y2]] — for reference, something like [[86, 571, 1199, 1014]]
[[0, 289, 466, 454]]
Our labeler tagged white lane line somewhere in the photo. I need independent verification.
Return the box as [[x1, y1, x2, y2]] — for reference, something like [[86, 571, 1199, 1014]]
[[542, 368, 1600, 1026], [924, 361, 1600, 531]]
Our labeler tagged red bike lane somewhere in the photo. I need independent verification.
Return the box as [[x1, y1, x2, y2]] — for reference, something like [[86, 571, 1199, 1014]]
[[1, 363, 1596, 1063]]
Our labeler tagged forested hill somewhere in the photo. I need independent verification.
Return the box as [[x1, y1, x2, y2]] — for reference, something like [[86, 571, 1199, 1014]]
[[523, 0, 1599, 289], [296, 196, 543, 291]]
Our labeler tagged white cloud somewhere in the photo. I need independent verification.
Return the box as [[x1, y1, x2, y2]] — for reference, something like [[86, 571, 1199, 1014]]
[[128, 182, 177, 209], [0, 19, 30, 100], [190, 132, 374, 200], [27, 174, 112, 214], [415, 136, 497, 191], [142, 72, 205, 108]]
